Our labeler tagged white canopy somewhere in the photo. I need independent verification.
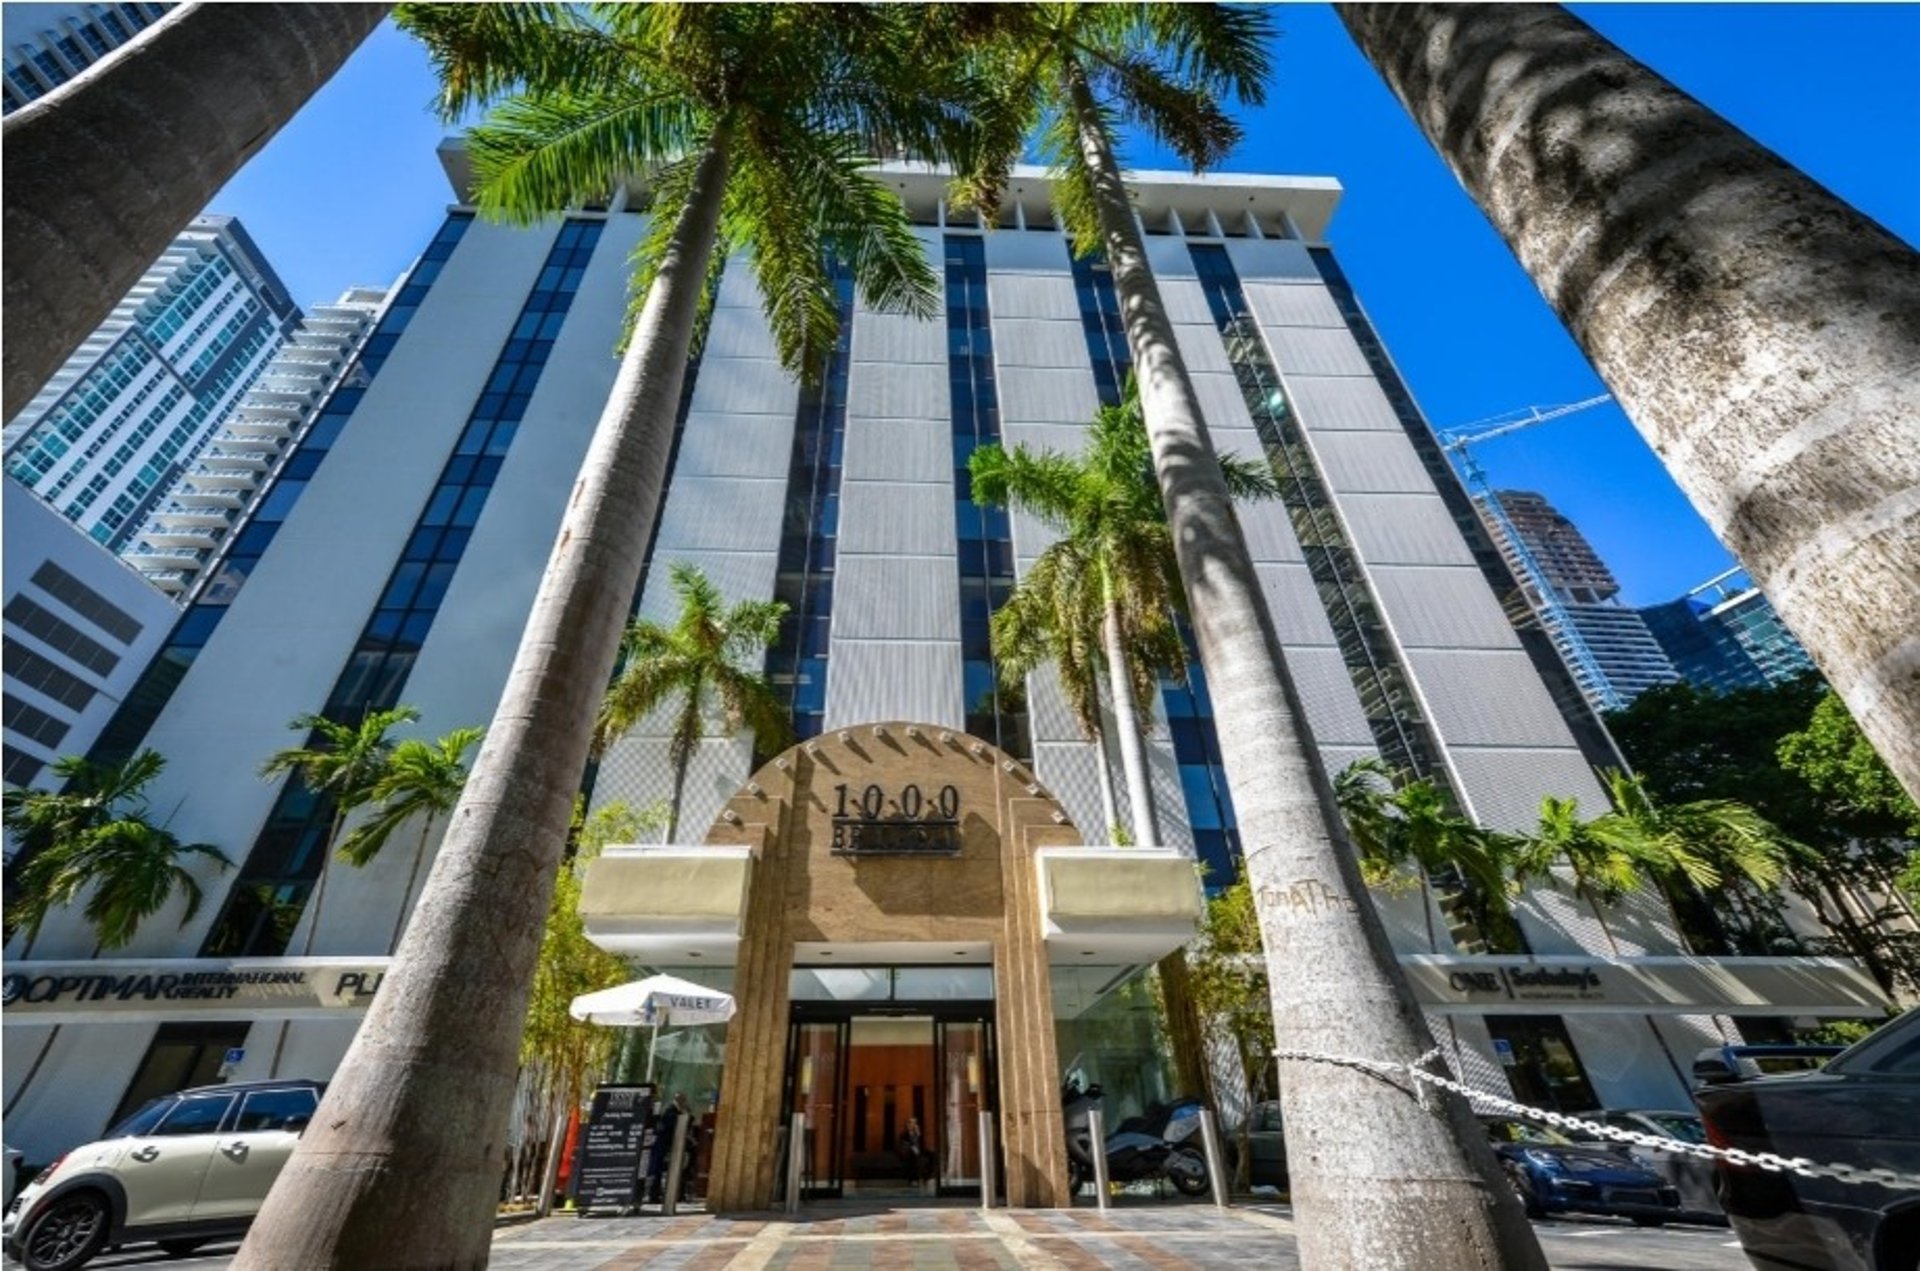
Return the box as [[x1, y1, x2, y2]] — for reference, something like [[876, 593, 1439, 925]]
[[570, 974, 736, 1081], [569, 973, 736, 1027]]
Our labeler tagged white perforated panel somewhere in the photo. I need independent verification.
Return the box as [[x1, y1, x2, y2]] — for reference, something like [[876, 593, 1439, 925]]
[[653, 475, 788, 552], [1153, 277, 1216, 326], [833, 555, 960, 639], [1266, 328, 1371, 378], [984, 231, 1072, 274], [1404, 649, 1587, 750], [1278, 645, 1375, 747], [1445, 747, 1608, 833], [1170, 322, 1233, 375], [986, 273, 1079, 320], [686, 357, 800, 416], [1369, 566, 1524, 650], [672, 412, 798, 480], [1287, 376, 1407, 433], [1339, 493, 1478, 567], [633, 550, 780, 626], [1188, 371, 1256, 433], [1223, 238, 1320, 282], [840, 416, 951, 484], [824, 639, 964, 729], [847, 369, 948, 421], [1307, 430, 1436, 494], [1255, 561, 1340, 645], [838, 482, 955, 555], [997, 366, 1100, 423], [993, 318, 1094, 368], [1242, 279, 1346, 329], [854, 310, 946, 365], [1241, 504, 1309, 567]]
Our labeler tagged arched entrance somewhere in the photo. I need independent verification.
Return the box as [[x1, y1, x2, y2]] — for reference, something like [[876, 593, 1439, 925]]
[[579, 722, 1205, 1210]]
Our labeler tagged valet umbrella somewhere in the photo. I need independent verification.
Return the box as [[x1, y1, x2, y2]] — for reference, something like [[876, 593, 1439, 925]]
[[569, 974, 737, 1081]]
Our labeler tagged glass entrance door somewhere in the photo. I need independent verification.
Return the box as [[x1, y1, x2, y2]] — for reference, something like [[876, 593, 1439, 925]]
[[934, 1018, 992, 1189], [787, 1019, 847, 1198], [784, 996, 995, 1199]]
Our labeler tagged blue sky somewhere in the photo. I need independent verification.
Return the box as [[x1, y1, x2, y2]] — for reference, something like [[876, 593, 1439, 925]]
[[209, 4, 1919, 608]]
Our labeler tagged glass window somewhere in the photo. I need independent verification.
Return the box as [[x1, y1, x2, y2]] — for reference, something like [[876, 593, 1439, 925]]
[[105, 1100, 170, 1139], [235, 1087, 319, 1133], [151, 1092, 237, 1137]]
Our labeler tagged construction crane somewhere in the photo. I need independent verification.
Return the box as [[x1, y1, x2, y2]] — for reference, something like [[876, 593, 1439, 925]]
[[1437, 395, 1622, 711]]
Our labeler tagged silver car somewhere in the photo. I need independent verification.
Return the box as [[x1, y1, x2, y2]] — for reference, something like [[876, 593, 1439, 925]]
[[3, 1080, 321, 1271]]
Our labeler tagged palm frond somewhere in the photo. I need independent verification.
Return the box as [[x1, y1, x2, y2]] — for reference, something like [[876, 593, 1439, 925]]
[[469, 89, 705, 225], [395, 2, 630, 122]]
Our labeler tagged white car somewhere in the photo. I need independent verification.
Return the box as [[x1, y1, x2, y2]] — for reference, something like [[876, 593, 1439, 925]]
[[3, 1080, 321, 1271]]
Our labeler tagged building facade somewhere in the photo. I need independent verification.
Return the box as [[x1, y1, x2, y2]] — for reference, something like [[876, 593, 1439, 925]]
[[1641, 566, 1817, 695], [1, 2, 169, 114], [124, 288, 387, 603], [2, 477, 179, 798], [1477, 488, 1678, 711], [4, 215, 301, 556], [2, 163, 1886, 1180]]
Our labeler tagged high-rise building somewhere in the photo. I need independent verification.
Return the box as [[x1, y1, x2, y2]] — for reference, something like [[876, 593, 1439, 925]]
[[1641, 566, 1817, 695], [2, 160, 1885, 1176], [2, 2, 169, 114], [124, 287, 387, 603], [2, 477, 177, 801], [1476, 488, 1677, 711], [4, 215, 302, 555]]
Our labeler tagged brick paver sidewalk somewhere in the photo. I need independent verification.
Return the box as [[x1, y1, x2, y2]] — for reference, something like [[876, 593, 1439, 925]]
[[486, 1203, 1299, 1271]]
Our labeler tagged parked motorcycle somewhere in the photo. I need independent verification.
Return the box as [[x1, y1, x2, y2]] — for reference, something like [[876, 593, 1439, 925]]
[[1061, 1077, 1210, 1197]]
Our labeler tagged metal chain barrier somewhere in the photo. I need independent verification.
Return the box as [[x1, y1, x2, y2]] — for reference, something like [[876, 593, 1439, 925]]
[[1272, 1046, 1920, 1191]]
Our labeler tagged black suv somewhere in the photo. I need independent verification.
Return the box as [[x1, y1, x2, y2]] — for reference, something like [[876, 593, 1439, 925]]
[[1694, 1012, 1920, 1271]]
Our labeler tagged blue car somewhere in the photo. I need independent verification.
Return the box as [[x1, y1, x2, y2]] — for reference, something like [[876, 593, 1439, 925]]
[[1483, 1117, 1685, 1226]]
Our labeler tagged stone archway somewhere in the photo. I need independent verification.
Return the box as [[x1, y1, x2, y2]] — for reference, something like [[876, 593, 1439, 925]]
[[697, 722, 1079, 1210]]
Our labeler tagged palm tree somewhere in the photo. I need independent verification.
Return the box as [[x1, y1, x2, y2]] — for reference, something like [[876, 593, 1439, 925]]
[[335, 725, 486, 952], [1333, 758, 1517, 953], [3, 751, 228, 1118], [1336, 4, 1920, 810], [259, 705, 419, 956], [5, 748, 173, 953], [3, 3, 389, 417], [236, 8, 961, 1265], [592, 562, 791, 841], [955, 7, 1546, 1263], [971, 386, 1277, 845]]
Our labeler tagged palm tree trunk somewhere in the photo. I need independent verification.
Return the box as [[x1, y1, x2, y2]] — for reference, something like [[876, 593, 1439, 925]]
[[1091, 722, 1120, 841], [389, 814, 437, 953], [1065, 68, 1544, 1271], [2, 3, 389, 417], [231, 133, 731, 1271], [1101, 595, 1158, 845], [1337, 3, 1920, 807]]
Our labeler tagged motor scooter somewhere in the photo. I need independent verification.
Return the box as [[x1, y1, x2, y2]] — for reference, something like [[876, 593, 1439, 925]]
[[1062, 1077, 1209, 1197]]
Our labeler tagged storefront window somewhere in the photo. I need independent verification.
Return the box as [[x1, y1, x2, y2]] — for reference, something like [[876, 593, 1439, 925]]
[[1052, 965, 1176, 1122], [1484, 1014, 1599, 1113]]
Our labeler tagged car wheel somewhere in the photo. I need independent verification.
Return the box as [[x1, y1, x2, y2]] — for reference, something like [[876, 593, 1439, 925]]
[[20, 1190, 110, 1271], [1166, 1147, 1210, 1197], [158, 1238, 210, 1257], [1630, 1217, 1667, 1228], [1504, 1166, 1544, 1219]]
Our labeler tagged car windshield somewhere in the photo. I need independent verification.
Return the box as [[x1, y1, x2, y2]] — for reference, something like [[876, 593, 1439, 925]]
[[103, 1098, 169, 1139], [1642, 1113, 1706, 1144], [1487, 1121, 1574, 1146]]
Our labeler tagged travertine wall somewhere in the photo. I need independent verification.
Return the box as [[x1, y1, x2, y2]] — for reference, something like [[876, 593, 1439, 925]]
[[702, 723, 1076, 1210]]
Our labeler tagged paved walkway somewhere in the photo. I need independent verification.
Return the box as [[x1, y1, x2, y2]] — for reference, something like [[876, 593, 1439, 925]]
[[487, 1204, 1298, 1271], [81, 1201, 1748, 1270]]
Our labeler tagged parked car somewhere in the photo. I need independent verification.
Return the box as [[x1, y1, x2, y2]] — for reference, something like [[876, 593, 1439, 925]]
[[1570, 1110, 1726, 1224], [2, 1080, 322, 1271], [1694, 1011, 1920, 1271], [1230, 1100, 1288, 1189], [1694, 1044, 1845, 1087], [1482, 1116, 1684, 1226]]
